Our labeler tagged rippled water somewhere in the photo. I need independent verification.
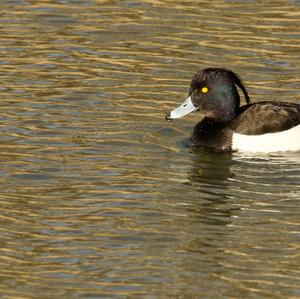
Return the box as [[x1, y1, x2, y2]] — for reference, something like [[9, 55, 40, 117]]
[[0, 0, 300, 298]]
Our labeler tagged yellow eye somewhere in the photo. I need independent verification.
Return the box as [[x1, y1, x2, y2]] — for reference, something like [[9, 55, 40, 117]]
[[201, 87, 208, 93]]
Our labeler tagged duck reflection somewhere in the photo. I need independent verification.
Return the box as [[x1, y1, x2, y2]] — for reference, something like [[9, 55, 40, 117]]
[[184, 148, 237, 226]]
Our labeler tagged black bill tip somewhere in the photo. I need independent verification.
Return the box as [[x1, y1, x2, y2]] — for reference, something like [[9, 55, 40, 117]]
[[165, 112, 173, 122]]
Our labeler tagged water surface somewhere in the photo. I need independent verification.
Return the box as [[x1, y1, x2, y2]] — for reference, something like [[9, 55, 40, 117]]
[[0, 1, 300, 298]]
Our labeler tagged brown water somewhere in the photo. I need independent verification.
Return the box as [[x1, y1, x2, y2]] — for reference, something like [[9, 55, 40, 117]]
[[0, 1, 300, 298]]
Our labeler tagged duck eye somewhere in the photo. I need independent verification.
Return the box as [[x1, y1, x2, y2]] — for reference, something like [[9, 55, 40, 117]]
[[201, 87, 208, 93]]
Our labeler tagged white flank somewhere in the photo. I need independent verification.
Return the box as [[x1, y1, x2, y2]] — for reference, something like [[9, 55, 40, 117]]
[[232, 124, 300, 152]]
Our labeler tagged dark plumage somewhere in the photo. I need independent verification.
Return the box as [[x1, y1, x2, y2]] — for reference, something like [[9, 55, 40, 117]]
[[165, 68, 300, 152], [230, 101, 300, 134]]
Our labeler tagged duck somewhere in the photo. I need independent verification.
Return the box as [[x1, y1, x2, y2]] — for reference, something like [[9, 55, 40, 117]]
[[165, 68, 300, 152]]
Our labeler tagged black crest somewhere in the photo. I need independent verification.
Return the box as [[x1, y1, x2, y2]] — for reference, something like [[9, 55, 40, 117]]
[[193, 68, 251, 105]]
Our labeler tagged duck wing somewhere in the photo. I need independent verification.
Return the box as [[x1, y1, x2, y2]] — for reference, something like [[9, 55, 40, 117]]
[[230, 101, 300, 135]]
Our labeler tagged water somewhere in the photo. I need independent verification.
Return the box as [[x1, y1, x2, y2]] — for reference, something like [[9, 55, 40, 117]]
[[0, 1, 299, 298]]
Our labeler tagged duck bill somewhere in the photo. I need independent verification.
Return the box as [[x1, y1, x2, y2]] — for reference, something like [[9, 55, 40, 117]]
[[165, 96, 198, 121]]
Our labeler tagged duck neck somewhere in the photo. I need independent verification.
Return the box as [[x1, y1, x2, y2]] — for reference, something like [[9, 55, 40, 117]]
[[191, 117, 233, 151], [193, 117, 229, 137]]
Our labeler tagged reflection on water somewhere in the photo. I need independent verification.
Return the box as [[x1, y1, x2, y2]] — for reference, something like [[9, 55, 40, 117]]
[[0, 0, 299, 298]]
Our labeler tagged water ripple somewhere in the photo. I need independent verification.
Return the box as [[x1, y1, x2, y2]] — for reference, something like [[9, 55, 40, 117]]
[[0, 0, 299, 298]]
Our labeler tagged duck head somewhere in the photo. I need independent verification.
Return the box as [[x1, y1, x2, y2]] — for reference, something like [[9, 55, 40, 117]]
[[166, 68, 251, 122]]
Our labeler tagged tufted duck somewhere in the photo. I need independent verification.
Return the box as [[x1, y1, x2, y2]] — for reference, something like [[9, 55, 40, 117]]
[[165, 68, 300, 152]]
